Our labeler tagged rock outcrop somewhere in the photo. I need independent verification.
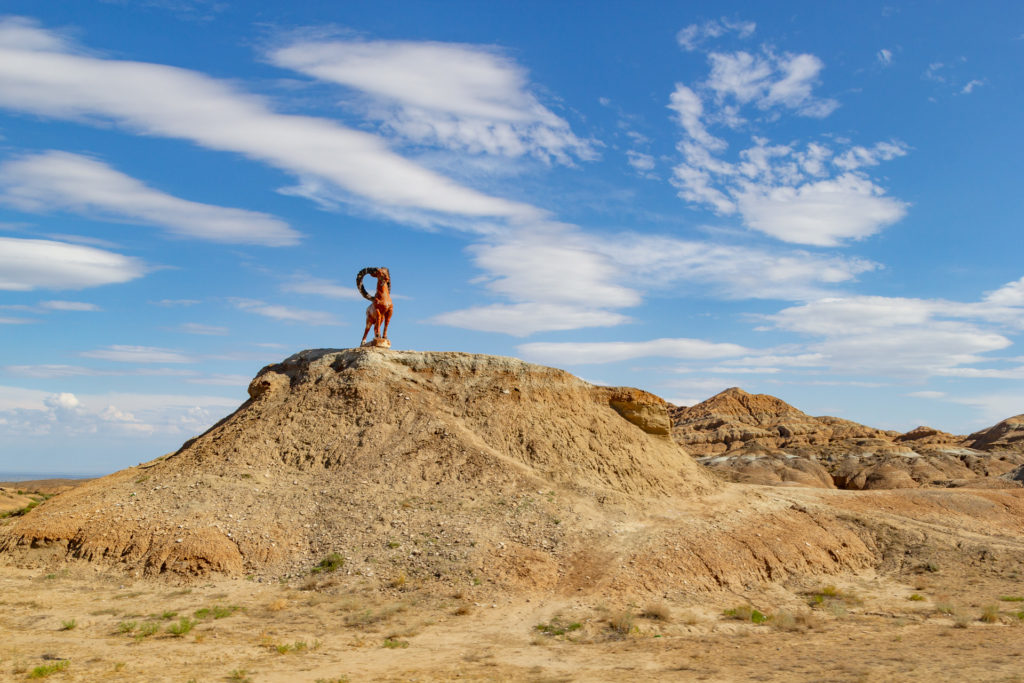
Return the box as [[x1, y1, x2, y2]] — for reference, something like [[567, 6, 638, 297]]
[[670, 387, 895, 456], [965, 415, 1024, 452], [672, 388, 1024, 490]]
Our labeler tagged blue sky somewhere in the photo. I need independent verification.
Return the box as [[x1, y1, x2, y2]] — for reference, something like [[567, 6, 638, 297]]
[[1, 1, 1022, 475]]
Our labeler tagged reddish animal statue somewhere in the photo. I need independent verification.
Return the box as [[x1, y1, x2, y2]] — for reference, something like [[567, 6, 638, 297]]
[[357, 267, 393, 345]]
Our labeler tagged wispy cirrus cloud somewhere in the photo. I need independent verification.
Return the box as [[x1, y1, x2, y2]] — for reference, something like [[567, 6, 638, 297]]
[[432, 224, 877, 335], [430, 303, 629, 337], [676, 18, 756, 52], [80, 345, 195, 363], [760, 286, 1024, 378], [231, 298, 342, 325], [518, 337, 749, 365], [269, 38, 597, 165], [0, 17, 539, 226], [281, 275, 362, 300], [0, 151, 300, 246], [39, 300, 101, 311], [178, 322, 228, 335], [705, 50, 838, 118], [0, 237, 146, 291]]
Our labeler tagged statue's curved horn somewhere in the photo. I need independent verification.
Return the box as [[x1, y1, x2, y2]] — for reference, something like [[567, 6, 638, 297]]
[[356, 267, 377, 301]]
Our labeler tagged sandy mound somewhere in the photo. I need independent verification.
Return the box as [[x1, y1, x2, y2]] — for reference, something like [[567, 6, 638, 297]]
[[0, 349, 725, 583]]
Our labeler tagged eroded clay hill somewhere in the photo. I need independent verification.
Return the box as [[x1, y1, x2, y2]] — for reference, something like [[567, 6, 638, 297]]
[[4, 350, 1023, 598], [672, 388, 1024, 490], [0, 349, 725, 583]]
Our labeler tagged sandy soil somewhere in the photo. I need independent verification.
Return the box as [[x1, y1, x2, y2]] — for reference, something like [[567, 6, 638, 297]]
[[2, 536, 1023, 683]]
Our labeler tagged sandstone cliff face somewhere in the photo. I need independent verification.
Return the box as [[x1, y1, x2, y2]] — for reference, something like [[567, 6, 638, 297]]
[[672, 388, 1024, 490]]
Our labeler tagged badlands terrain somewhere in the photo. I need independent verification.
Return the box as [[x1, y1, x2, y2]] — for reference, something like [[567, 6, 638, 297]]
[[1, 348, 1023, 681]]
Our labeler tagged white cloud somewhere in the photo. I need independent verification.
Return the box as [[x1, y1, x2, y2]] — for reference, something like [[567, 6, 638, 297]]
[[270, 39, 596, 166], [948, 393, 1024, 428], [179, 322, 228, 335], [671, 163, 736, 214], [0, 237, 146, 291], [467, 230, 641, 308], [99, 405, 139, 423], [430, 303, 628, 336], [766, 296, 936, 335], [706, 50, 838, 117], [600, 234, 878, 300], [667, 85, 725, 151], [44, 392, 80, 410], [0, 384, 239, 438], [3, 364, 197, 378], [877, 49, 893, 66], [80, 345, 195, 364], [154, 298, 201, 306], [907, 391, 946, 399], [0, 151, 300, 246], [667, 43, 906, 246], [735, 173, 909, 246], [924, 62, 946, 83], [518, 337, 749, 365], [676, 18, 756, 52], [702, 366, 779, 374], [231, 298, 342, 325], [281, 275, 362, 300], [0, 316, 34, 324], [935, 366, 1024, 380], [833, 141, 908, 171], [762, 293, 1024, 378], [984, 276, 1024, 307], [273, 40, 541, 122], [4, 364, 108, 378], [812, 326, 1010, 376], [432, 223, 879, 336], [626, 150, 655, 173], [186, 374, 250, 386], [0, 17, 539, 223], [40, 300, 101, 311], [960, 79, 984, 94]]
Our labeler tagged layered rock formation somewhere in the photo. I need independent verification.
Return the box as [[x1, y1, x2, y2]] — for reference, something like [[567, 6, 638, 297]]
[[672, 388, 1024, 490]]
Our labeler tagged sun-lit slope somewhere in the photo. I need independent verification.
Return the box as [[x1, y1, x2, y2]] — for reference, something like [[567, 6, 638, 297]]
[[0, 348, 718, 580]]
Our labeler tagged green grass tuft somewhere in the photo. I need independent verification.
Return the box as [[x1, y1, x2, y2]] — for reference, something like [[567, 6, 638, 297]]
[[28, 661, 68, 678], [167, 617, 198, 637], [312, 552, 345, 574], [723, 605, 768, 624]]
